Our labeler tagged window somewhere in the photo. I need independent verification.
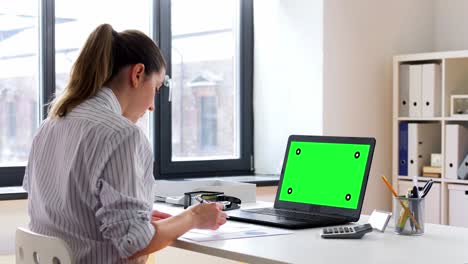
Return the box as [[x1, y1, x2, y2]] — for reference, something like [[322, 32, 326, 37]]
[[170, 0, 239, 161], [0, 1, 40, 185], [0, 0, 253, 186], [7, 102, 17, 139], [200, 96, 218, 150], [157, 0, 253, 176]]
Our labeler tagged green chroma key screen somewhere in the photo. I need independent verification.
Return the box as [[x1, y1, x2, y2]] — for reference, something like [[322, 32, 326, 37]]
[[279, 141, 370, 209]]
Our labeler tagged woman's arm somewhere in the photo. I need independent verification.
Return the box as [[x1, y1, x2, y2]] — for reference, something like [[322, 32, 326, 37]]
[[151, 210, 172, 221], [130, 202, 227, 259]]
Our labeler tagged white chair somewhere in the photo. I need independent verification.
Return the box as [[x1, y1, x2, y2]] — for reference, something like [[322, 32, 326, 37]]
[[15, 227, 73, 264]]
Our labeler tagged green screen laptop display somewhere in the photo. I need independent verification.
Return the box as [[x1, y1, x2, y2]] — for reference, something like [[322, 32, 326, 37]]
[[278, 141, 371, 210]]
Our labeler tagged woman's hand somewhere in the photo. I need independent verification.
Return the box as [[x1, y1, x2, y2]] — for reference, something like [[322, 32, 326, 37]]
[[151, 210, 172, 221], [188, 203, 227, 230], [130, 204, 227, 258]]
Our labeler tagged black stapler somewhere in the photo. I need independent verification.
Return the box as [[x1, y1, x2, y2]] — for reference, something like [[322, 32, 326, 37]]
[[215, 194, 241, 211], [183, 191, 241, 211]]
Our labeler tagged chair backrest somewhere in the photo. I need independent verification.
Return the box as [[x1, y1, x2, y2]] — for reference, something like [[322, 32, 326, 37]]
[[15, 227, 74, 264]]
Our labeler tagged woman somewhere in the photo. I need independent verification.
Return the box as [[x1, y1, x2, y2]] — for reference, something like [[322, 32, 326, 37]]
[[23, 24, 227, 263]]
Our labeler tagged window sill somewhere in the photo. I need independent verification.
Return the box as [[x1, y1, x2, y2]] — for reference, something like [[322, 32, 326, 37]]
[[0, 186, 27, 200], [0, 175, 279, 201], [168, 174, 279, 187]]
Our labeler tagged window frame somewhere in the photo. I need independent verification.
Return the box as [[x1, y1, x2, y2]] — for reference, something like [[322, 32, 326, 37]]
[[155, 0, 254, 178], [0, 0, 254, 187], [0, 0, 55, 187]]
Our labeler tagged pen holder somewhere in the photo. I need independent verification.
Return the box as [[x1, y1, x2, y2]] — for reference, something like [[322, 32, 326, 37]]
[[393, 196, 424, 235]]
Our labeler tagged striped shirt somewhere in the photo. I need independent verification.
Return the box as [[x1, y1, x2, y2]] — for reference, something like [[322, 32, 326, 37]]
[[23, 88, 156, 263]]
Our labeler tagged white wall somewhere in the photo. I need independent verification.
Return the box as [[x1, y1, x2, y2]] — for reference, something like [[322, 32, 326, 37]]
[[434, 0, 468, 51], [253, 0, 468, 214], [323, 0, 434, 213], [0, 200, 28, 254], [254, 0, 323, 174]]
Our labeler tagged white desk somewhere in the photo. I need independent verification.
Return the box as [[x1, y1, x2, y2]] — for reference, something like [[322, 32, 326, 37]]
[[155, 202, 468, 264]]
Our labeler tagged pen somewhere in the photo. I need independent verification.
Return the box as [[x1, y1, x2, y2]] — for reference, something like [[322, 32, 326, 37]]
[[410, 177, 419, 230], [421, 181, 434, 198], [195, 195, 210, 204], [419, 180, 432, 197], [421, 179, 432, 191], [411, 176, 419, 198], [404, 189, 414, 230], [194, 195, 229, 212], [398, 191, 410, 229], [381, 175, 421, 230]]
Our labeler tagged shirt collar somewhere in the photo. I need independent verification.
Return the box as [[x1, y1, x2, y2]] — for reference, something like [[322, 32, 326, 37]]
[[95, 87, 122, 115]]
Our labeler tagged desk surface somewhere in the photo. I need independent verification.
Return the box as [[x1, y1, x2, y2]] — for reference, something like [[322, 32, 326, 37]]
[[155, 202, 468, 264]]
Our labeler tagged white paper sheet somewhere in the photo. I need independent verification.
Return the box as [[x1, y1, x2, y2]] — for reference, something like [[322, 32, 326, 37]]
[[181, 222, 292, 242]]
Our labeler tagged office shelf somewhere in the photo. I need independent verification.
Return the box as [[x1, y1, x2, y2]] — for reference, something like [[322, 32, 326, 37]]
[[397, 176, 442, 182], [444, 179, 468, 184], [393, 50, 468, 226], [396, 117, 468, 121], [445, 117, 468, 121], [397, 117, 443, 121]]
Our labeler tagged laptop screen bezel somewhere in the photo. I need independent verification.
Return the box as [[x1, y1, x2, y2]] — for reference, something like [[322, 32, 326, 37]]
[[273, 135, 376, 221]]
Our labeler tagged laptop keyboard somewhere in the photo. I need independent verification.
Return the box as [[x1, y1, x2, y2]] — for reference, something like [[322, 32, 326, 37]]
[[242, 208, 342, 222]]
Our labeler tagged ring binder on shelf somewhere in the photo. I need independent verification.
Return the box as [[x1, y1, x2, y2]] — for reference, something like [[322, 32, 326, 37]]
[[421, 64, 441, 117], [399, 65, 410, 117], [399, 122, 408, 176], [409, 65, 422, 117], [408, 123, 441, 177], [445, 124, 468, 179], [458, 155, 468, 180]]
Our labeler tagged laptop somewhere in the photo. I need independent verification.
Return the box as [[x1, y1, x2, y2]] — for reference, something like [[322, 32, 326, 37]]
[[227, 135, 376, 229]]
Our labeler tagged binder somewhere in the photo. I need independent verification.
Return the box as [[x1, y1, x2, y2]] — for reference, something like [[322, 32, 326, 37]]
[[445, 124, 468, 179], [408, 123, 441, 177], [409, 65, 422, 117], [399, 64, 410, 117], [421, 63, 441, 117], [458, 154, 468, 180], [398, 122, 408, 176]]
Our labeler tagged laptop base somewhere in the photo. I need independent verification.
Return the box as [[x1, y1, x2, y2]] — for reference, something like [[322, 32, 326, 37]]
[[227, 210, 349, 229]]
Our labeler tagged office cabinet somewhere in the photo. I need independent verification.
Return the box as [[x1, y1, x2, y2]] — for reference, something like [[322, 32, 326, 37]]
[[393, 51, 468, 225], [448, 184, 468, 227]]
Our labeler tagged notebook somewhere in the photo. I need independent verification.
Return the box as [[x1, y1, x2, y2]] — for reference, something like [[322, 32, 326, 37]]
[[227, 135, 376, 229]]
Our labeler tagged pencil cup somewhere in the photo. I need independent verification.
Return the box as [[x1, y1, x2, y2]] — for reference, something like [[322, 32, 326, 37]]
[[393, 196, 424, 235]]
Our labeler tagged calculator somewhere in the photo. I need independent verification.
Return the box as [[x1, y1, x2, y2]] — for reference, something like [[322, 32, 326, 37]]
[[321, 223, 373, 239]]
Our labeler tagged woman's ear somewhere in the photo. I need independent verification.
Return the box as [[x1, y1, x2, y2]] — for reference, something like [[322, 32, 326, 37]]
[[130, 63, 146, 88]]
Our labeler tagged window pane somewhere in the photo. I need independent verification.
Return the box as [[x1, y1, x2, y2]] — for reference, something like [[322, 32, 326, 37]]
[[55, 0, 152, 140], [0, 2, 40, 167], [171, 0, 240, 161]]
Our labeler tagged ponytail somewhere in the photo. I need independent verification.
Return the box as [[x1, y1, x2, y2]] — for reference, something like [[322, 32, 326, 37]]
[[49, 24, 113, 118], [48, 23, 165, 118]]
